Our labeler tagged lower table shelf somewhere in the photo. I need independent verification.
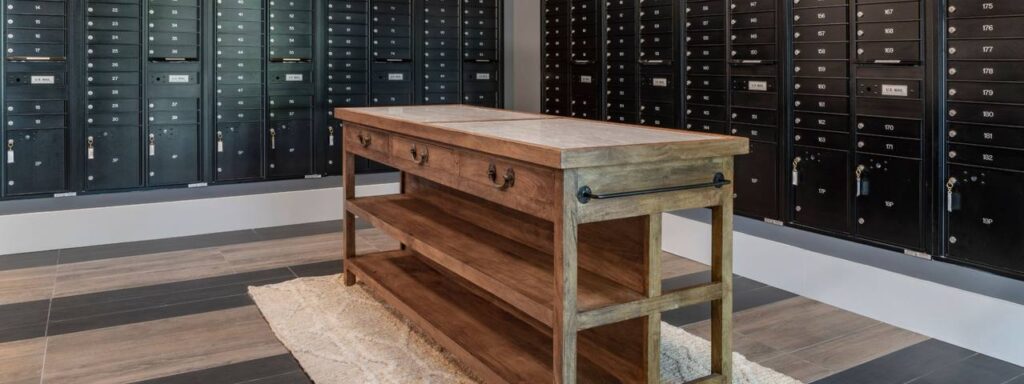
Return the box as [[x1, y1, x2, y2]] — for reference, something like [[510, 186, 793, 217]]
[[347, 250, 624, 383]]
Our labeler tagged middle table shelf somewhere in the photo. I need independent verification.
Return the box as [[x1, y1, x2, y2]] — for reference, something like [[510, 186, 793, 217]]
[[346, 191, 646, 329]]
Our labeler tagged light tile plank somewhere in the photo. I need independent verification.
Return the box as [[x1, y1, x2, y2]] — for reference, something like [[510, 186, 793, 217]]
[[732, 297, 880, 353], [53, 249, 234, 298], [660, 252, 708, 280], [42, 306, 288, 384], [0, 265, 56, 305], [758, 353, 833, 383], [0, 337, 46, 384], [791, 322, 928, 372]]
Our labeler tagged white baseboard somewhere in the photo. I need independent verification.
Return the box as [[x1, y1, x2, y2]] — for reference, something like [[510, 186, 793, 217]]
[[0, 182, 398, 256], [661, 213, 1024, 367]]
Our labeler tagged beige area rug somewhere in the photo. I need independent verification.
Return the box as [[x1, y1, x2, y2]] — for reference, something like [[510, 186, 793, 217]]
[[249, 276, 801, 384]]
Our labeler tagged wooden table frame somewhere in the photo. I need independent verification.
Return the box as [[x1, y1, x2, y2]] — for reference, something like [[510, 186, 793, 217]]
[[335, 106, 741, 384]]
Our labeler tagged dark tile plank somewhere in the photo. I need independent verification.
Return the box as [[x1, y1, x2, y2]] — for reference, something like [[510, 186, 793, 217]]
[[243, 370, 313, 384], [813, 339, 977, 384], [289, 260, 343, 277], [0, 323, 47, 344], [1004, 373, 1024, 384], [48, 295, 253, 336], [133, 354, 308, 384], [50, 268, 294, 320], [0, 301, 48, 335], [59, 230, 262, 264], [662, 272, 795, 326], [0, 250, 59, 272], [254, 220, 343, 241], [909, 353, 1024, 384]]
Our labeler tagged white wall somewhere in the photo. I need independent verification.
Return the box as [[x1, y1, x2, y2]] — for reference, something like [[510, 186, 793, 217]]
[[0, 183, 397, 255]]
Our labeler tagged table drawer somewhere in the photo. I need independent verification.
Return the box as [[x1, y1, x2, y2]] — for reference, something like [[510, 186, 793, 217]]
[[457, 150, 557, 218], [344, 125, 390, 160], [389, 135, 457, 183]]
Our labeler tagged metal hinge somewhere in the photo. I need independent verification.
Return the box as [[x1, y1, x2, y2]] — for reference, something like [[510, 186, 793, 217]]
[[188, 182, 208, 188], [763, 218, 784, 226], [304, 174, 323, 179], [903, 250, 932, 260], [53, 192, 77, 198]]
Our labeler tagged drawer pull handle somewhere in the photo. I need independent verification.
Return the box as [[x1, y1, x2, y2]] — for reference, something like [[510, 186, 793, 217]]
[[409, 145, 429, 165], [576, 173, 730, 204], [487, 163, 516, 190], [357, 134, 372, 148]]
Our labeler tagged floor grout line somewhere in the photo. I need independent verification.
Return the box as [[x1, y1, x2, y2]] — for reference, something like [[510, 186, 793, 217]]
[[38, 250, 61, 384], [1000, 371, 1024, 384]]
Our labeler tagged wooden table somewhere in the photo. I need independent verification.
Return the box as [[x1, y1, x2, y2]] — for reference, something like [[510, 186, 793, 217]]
[[335, 105, 748, 384]]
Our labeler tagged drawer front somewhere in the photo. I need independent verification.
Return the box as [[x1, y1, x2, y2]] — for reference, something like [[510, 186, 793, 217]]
[[457, 150, 557, 218], [343, 125, 390, 160], [389, 135, 457, 182]]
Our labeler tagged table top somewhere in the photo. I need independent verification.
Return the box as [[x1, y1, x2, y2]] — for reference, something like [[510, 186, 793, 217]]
[[336, 105, 748, 169]]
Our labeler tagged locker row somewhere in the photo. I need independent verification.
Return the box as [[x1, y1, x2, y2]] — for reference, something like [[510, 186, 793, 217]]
[[2, 0, 504, 196], [542, 0, 1024, 279]]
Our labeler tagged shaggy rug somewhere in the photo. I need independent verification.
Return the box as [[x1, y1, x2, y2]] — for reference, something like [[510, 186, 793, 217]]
[[249, 275, 801, 384]]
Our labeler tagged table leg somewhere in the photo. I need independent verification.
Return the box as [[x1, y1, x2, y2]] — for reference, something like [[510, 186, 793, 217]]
[[342, 149, 357, 286], [710, 193, 734, 380], [644, 213, 663, 383], [554, 172, 579, 384]]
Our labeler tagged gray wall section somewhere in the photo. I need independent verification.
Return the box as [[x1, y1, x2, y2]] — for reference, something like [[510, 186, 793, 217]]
[[505, 0, 542, 113], [674, 209, 1024, 307]]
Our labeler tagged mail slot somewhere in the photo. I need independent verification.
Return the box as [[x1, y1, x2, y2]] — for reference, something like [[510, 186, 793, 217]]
[[857, 41, 920, 63], [7, 44, 66, 58], [794, 25, 848, 43], [86, 113, 138, 127], [149, 6, 200, 20], [793, 0, 847, 8], [218, 8, 263, 22], [687, 15, 725, 31], [731, 123, 778, 142], [86, 86, 140, 100], [687, 61, 726, 75], [948, 102, 1024, 126], [149, 45, 199, 59], [948, 39, 1024, 61], [6, 15, 65, 29], [795, 95, 850, 114], [732, 44, 777, 61], [856, 2, 920, 23], [330, 23, 369, 36], [7, 114, 66, 130], [857, 116, 921, 138], [687, 45, 725, 60], [731, 28, 776, 44], [9, 29, 67, 44], [88, 44, 141, 58], [947, 0, 1024, 18], [857, 134, 920, 158], [948, 123, 1024, 149], [687, 90, 727, 105], [732, 0, 775, 13], [7, 100, 65, 115], [793, 42, 849, 60], [793, 61, 848, 77], [949, 143, 1024, 171], [795, 111, 850, 133], [216, 97, 263, 110], [686, 119, 728, 134], [947, 61, 1024, 82], [948, 17, 1024, 39], [732, 107, 778, 126], [948, 81, 1024, 104], [686, 75, 727, 90], [88, 16, 141, 31], [686, 105, 727, 121], [795, 128, 850, 150], [793, 7, 847, 25], [216, 21, 260, 34], [732, 11, 776, 29], [684, 2, 722, 17], [8, 0, 66, 15], [794, 78, 849, 95], [88, 72, 140, 86], [86, 31, 140, 45], [857, 21, 920, 41]]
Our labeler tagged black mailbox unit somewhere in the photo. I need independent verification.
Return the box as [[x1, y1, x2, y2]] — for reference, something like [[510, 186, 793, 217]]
[[422, 0, 459, 105], [568, 0, 601, 119], [605, 0, 637, 124], [944, 0, 1024, 277], [85, 0, 143, 191], [145, 0, 202, 187], [543, 0, 569, 115], [790, 0, 853, 233], [729, 0, 783, 220], [4, 0, 70, 197], [267, 0, 314, 179], [0, 0, 504, 198], [214, 0, 264, 182]]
